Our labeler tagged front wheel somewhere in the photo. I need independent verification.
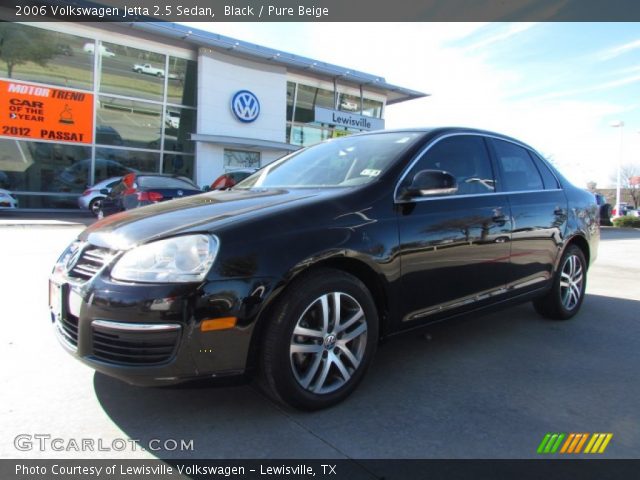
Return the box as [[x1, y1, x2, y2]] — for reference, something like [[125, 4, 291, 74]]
[[260, 269, 378, 410], [533, 245, 587, 320]]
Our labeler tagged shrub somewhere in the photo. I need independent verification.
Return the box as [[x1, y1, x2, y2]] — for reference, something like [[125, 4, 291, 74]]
[[612, 216, 640, 228]]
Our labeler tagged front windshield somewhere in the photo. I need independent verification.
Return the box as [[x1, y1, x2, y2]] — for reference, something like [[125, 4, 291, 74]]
[[236, 132, 423, 189]]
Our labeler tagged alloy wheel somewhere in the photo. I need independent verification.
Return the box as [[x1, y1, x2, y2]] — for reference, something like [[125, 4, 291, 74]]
[[289, 292, 368, 394], [560, 254, 584, 310]]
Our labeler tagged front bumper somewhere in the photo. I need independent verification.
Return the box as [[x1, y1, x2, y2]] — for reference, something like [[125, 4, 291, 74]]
[[49, 272, 275, 386]]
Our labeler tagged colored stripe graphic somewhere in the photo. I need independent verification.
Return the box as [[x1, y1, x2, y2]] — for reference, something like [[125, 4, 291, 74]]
[[584, 433, 614, 454], [537, 433, 565, 454], [538, 433, 613, 454]]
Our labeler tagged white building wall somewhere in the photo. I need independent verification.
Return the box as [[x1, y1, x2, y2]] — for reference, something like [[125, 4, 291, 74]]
[[195, 49, 289, 184]]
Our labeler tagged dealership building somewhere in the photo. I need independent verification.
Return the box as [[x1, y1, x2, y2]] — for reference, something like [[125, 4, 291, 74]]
[[0, 21, 426, 209]]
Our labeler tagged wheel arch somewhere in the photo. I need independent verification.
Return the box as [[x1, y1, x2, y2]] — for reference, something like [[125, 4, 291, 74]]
[[245, 255, 391, 373], [563, 234, 590, 269]]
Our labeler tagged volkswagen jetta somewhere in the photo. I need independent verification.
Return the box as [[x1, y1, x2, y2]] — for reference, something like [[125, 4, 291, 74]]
[[49, 128, 599, 410]]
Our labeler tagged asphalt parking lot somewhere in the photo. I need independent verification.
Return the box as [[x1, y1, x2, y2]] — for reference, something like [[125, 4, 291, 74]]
[[1, 220, 639, 460]]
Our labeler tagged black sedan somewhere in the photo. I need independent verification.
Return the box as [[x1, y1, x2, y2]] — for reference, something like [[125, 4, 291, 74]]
[[49, 128, 599, 410], [98, 173, 201, 218]]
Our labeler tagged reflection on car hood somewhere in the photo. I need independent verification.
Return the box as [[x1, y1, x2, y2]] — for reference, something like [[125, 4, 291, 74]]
[[80, 188, 337, 250]]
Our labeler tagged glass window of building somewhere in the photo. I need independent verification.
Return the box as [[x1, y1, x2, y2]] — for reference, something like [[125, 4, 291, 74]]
[[290, 125, 333, 147], [338, 93, 361, 113], [167, 57, 197, 106], [224, 149, 260, 170], [286, 81, 296, 122], [362, 98, 383, 118], [163, 154, 194, 179], [93, 148, 160, 183], [0, 138, 90, 194], [100, 42, 165, 101], [164, 107, 196, 154], [96, 96, 162, 150], [294, 84, 335, 123], [0, 23, 93, 91]]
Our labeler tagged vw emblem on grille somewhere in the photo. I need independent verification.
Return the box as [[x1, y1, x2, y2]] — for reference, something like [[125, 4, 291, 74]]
[[177, 190, 183, 196], [231, 90, 260, 123], [65, 246, 82, 272]]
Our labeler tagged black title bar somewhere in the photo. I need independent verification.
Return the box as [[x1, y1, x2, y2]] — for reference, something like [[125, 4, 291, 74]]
[[1, 0, 640, 22], [3, 459, 640, 480]]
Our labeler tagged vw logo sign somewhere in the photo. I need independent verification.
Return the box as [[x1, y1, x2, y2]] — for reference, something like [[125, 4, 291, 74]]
[[231, 90, 260, 123]]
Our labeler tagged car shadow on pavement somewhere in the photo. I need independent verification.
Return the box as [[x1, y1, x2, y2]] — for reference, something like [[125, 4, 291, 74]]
[[93, 294, 640, 460]]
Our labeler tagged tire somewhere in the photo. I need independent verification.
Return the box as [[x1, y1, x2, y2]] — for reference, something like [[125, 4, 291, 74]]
[[533, 245, 587, 320], [88, 197, 104, 217], [259, 268, 378, 410], [96, 208, 105, 220]]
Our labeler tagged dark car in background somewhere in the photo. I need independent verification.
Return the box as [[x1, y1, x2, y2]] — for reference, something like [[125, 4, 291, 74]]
[[49, 128, 599, 410], [98, 173, 201, 218], [593, 192, 612, 226]]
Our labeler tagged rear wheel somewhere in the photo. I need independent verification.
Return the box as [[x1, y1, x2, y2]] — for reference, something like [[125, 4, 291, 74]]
[[88, 197, 104, 217], [260, 269, 378, 410], [533, 245, 587, 320]]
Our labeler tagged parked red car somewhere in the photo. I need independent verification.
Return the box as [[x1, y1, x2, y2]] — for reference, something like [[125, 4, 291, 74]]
[[210, 169, 256, 190]]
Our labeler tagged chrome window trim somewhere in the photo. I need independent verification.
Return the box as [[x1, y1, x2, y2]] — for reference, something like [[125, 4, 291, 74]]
[[393, 132, 562, 204], [92, 319, 181, 332]]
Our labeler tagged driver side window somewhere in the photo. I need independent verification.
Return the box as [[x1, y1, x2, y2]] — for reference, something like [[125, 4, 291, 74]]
[[404, 135, 496, 196]]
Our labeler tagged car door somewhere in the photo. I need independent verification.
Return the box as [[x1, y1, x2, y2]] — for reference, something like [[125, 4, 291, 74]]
[[396, 134, 513, 326], [487, 138, 567, 292]]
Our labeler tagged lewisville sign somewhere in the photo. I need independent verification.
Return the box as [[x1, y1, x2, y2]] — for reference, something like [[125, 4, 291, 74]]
[[314, 107, 385, 131]]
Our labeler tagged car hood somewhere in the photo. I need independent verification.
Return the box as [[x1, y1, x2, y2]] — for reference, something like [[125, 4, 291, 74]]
[[80, 188, 340, 250]]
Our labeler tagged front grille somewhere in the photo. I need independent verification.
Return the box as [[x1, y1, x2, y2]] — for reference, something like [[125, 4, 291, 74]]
[[57, 313, 79, 348], [91, 323, 180, 366], [68, 246, 115, 281]]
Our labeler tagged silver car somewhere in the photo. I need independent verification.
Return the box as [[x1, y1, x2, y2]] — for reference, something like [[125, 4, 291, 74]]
[[0, 189, 18, 209], [77, 177, 121, 216]]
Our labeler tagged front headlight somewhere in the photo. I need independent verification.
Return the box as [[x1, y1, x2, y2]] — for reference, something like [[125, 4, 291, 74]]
[[111, 234, 219, 283]]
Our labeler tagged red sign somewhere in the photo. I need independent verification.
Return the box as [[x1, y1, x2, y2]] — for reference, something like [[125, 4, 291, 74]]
[[0, 79, 93, 144]]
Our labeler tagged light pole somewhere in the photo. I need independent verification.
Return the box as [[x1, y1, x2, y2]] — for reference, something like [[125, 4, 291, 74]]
[[610, 120, 624, 215]]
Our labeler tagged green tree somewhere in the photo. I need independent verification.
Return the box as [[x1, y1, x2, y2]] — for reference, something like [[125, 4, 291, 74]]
[[0, 24, 56, 78]]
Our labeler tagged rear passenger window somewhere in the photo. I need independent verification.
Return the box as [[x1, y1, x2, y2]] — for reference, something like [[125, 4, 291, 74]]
[[528, 151, 560, 190], [405, 135, 496, 196], [492, 139, 544, 192]]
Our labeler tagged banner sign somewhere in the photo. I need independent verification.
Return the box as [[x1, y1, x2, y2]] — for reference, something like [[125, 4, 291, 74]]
[[0, 79, 94, 144], [315, 107, 385, 131]]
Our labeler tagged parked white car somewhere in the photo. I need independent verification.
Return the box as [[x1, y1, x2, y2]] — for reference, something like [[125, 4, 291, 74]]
[[77, 177, 121, 216], [0, 189, 18, 209], [133, 63, 165, 77]]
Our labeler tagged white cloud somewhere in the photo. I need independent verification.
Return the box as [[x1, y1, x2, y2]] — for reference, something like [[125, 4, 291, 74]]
[[597, 38, 640, 61]]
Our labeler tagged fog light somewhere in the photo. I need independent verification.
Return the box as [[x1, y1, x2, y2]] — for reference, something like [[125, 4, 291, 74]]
[[200, 317, 237, 332]]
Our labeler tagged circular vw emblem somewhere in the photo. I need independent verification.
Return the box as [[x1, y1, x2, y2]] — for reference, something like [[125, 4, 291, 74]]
[[231, 90, 260, 123], [323, 334, 337, 350], [65, 247, 82, 272], [177, 190, 183, 196]]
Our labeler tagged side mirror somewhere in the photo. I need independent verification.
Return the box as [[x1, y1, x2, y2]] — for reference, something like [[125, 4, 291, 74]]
[[99, 189, 109, 195], [403, 170, 458, 198]]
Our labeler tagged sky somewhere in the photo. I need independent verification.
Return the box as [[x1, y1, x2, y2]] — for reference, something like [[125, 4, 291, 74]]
[[183, 22, 640, 188]]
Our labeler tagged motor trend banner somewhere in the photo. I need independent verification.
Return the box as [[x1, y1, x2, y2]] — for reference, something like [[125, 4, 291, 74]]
[[0, 79, 93, 144]]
